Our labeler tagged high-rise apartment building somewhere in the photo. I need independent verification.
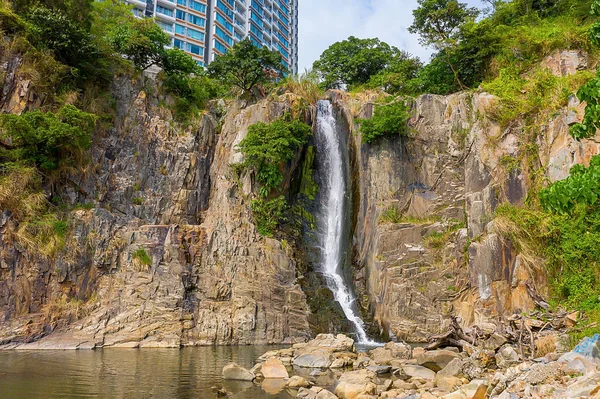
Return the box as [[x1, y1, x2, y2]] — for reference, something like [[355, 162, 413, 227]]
[[126, 0, 298, 74]]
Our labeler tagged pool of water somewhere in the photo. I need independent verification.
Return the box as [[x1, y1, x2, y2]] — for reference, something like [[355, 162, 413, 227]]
[[0, 346, 299, 399]]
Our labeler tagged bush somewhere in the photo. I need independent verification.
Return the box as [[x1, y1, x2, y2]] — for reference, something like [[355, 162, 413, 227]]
[[132, 248, 152, 266], [0, 105, 97, 171], [539, 154, 600, 214], [238, 118, 312, 197], [251, 196, 288, 237], [358, 99, 411, 144]]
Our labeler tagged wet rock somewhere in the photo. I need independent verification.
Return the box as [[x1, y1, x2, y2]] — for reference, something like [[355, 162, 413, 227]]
[[261, 357, 289, 379], [287, 375, 311, 388], [222, 363, 254, 381], [366, 365, 392, 375]]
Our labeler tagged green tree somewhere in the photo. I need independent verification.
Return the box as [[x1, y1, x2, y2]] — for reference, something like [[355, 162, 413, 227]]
[[570, 0, 600, 141], [25, 6, 101, 81], [312, 36, 418, 90], [107, 17, 171, 70], [0, 105, 97, 171], [13, 0, 94, 29], [358, 99, 411, 144], [409, 0, 479, 88], [207, 38, 285, 97], [365, 55, 423, 94]]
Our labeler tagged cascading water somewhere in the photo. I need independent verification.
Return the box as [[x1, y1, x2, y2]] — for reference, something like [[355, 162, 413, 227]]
[[314, 100, 376, 345]]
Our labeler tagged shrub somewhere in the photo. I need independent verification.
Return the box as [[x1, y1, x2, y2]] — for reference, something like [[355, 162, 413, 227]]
[[539, 154, 600, 214], [132, 248, 152, 266], [358, 99, 410, 144], [0, 105, 97, 171], [238, 118, 312, 197], [251, 196, 288, 237]]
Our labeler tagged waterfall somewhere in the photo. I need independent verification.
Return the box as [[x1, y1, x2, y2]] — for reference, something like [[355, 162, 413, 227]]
[[314, 100, 375, 345]]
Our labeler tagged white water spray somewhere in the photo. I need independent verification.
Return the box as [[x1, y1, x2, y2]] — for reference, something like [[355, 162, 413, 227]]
[[315, 100, 376, 345]]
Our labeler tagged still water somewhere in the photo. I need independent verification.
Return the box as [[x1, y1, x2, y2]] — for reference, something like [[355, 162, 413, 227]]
[[0, 346, 298, 399]]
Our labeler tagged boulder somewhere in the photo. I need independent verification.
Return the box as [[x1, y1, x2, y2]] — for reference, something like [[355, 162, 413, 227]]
[[334, 369, 377, 399], [369, 347, 394, 365], [401, 364, 436, 381], [297, 386, 338, 399], [437, 358, 465, 378], [295, 334, 355, 352], [495, 345, 520, 369], [434, 375, 461, 391], [417, 349, 461, 371], [366, 365, 392, 375], [294, 351, 333, 368], [286, 375, 311, 388], [384, 341, 412, 359], [261, 357, 289, 379], [222, 362, 254, 381]]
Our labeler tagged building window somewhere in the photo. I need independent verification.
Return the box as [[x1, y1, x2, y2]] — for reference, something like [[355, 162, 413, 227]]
[[188, 13, 205, 27], [187, 28, 205, 42], [175, 23, 185, 34], [177, 0, 186, 5], [156, 5, 174, 17], [174, 38, 186, 49], [216, 12, 233, 32], [189, 0, 207, 13], [215, 26, 233, 45], [176, 9, 186, 19], [214, 40, 228, 54], [186, 43, 204, 56]]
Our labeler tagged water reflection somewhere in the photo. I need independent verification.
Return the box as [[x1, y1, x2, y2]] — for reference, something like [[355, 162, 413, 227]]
[[0, 346, 294, 399]]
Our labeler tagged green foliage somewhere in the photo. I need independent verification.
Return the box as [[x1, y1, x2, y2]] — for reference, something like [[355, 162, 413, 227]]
[[13, 0, 94, 28], [107, 17, 170, 70], [539, 155, 600, 213], [313, 36, 422, 91], [132, 248, 152, 266], [358, 99, 410, 144], [208, 38, 286, 97], [570, 70, 600, 141], [251, 196, 288, 237], [0, 3, 26, 34], [238, 118, 312, 197], [25, 6, 105, 85], [496, 203, 600, 315], [279, 71, 323, 104], [0, 105, 97, 171]]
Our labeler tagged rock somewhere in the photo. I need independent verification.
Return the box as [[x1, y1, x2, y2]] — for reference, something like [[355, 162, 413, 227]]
[[293, 352, 333, 368], [334, 369, 377, 399], [296, 386, 339, 399], [483, 333, 508, 351], [564, 356, 598, 375], [401, 364, 436, 381], [438, 358, 465, 378], [261, 357, 289, 379], [495, 345, 520, 369], [366, 365, 392, 375], [369, 347, 394, 365], [384, 341, 412, 359], [435, 374, 461, 391], [330, 358, 347, 368], [222, 362, 254, 381], [261, 378, 286, 394], [354, 356, 371, 368], [286, 375, 311, 388], [417, 349, 461, 371], [295, 334, 355, 352], [470, 384, 488, 399]]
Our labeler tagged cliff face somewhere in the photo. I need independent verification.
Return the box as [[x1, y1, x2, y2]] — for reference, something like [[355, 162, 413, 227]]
[[0, 60, 311, 348], [0, 50, 596, 347], [336, 50, 598, 342]]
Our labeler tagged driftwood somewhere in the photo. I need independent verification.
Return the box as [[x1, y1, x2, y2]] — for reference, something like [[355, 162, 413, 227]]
[[426, 308, 577, 359]]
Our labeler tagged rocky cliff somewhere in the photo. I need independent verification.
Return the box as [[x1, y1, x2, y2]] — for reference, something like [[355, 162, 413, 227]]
[[0, 50, 596, 347]]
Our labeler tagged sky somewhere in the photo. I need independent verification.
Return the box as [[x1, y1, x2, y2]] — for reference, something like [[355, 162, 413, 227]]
[[298, 0, 483, 72]]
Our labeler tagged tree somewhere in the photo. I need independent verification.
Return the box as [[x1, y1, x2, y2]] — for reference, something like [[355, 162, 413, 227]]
[[13, 0, 94, 29], [207, 39, 285, 97], [107, 17, 171, 70], [365, 54, 423, 94], [312, 37, 417, 90], [25, 6, 101, 79], [409, 0, 479, 88]]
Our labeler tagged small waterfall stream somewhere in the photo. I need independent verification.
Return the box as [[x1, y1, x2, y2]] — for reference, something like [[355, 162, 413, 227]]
[[314, 100, 375, 345]]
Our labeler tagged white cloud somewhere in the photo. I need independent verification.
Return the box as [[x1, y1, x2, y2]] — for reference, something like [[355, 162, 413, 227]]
[[298, 0, 483, 72]]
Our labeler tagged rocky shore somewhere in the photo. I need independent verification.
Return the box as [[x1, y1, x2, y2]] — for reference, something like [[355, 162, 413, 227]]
[[221, 333, 600, 399]]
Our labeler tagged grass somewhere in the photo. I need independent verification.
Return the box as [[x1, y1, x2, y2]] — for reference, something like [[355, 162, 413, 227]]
[[279, 70, 323, 105], [132, 248, 152, 269]]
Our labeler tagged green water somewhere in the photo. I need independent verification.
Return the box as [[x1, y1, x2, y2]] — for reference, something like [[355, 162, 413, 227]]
[[0, 346, 300, 399]]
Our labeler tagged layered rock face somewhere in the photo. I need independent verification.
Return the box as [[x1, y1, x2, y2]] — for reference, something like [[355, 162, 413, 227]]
[[334, 50, 599, 342], [0, 67, 311, 347]]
